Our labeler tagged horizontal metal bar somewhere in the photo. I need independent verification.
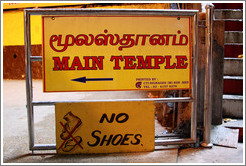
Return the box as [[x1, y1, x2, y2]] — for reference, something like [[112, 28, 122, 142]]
[[224, 43, 243, 46], [25, 8, 198, 16], [32, 97, 193, 106], [30, 56, 42, 61], [155, 134, 181, 138], [31, 139, 195, 150], [32, 144, 56, 150], [155, 138, 196, 146]]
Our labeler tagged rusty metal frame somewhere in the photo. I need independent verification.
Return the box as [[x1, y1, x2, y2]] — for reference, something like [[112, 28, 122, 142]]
[[24, 8, 199, 151]]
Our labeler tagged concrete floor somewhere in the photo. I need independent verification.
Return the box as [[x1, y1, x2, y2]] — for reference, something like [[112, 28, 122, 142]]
[[2, 80, 244, 164]]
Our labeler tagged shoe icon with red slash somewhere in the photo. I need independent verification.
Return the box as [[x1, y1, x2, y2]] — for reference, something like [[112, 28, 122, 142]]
[[60, 111, 82, 140], [58, 111, 84, 152]]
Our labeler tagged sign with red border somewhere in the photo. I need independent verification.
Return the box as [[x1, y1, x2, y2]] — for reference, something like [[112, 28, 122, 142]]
[[42, 15, 192, 92]]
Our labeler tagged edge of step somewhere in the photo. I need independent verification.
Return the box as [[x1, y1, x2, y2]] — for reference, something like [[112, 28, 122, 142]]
[[223, 76, 243, 80], [224, 57, 243, 60], [224, 43, 243, 46], [223, 94, 243, 100], [214, 9, 243, 11], [215, 19, 243, 21]]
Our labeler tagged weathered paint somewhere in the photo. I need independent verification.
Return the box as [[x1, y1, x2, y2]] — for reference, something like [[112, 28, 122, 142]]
[[3, 3, 89, 9], [3, 45, 42, 79], [3, 10, 42, 46], [55, 101, 155, 154], [3, 3, 169, 46]]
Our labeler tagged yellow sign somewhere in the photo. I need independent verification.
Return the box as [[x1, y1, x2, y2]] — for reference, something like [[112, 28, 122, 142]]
[[43, 15, 192, 92], [55, 101, 155, 154]]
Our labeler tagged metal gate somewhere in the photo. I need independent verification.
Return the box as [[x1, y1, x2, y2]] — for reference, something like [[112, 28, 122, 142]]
[[24, 8, 213, 151]]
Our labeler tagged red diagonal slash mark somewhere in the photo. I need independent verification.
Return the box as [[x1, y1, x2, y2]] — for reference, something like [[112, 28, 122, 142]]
[[57, 119, 82, 150], [61, 120, 82, 140], [58, 122, 83, 150]]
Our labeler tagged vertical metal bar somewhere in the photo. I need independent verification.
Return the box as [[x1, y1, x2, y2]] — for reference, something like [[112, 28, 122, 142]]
[[172, 100, 176, 129], [177, 90, 182, 127], [201, 5, 214, 148], [190, 12, 199, 143], [24, 10, 35, 150]]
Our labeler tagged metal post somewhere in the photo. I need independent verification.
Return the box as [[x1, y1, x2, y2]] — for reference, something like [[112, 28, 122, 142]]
[[191, 11, 199, 144], [24, 10, 35, 150], [201, 4, 214, 148]]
